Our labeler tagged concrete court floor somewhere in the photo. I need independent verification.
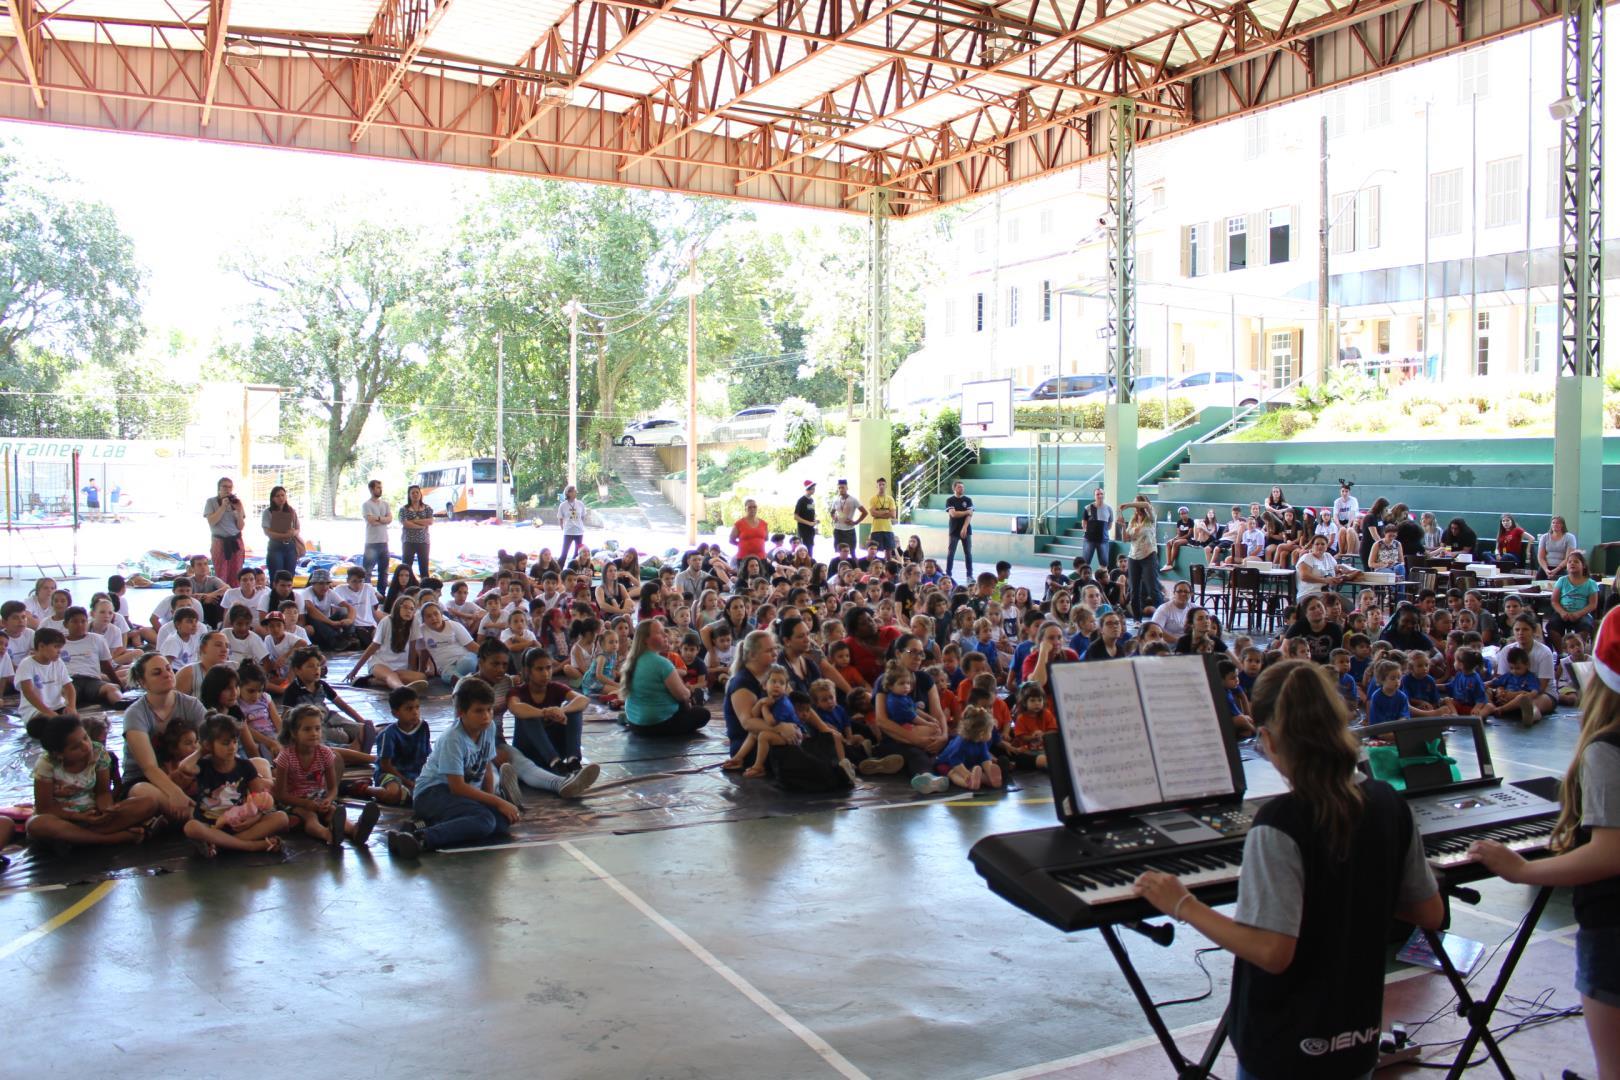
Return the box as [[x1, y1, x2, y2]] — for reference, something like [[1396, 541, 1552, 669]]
[[0, 714, 1598, 1080]]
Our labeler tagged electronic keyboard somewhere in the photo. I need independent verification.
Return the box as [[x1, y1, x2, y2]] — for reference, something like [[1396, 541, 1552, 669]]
[[969, 777, 1562, 934]]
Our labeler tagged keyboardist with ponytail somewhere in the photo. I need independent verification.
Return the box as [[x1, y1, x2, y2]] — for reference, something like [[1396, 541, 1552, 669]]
[[1131, 660, 1444, 1080], [1470, 605, 1620, 1079]]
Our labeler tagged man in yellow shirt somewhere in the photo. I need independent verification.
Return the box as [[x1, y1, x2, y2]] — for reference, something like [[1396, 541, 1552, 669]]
[[868, 476, 897, 556]]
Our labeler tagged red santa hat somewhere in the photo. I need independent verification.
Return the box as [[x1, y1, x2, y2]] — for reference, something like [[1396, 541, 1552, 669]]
[[1592, 605, 1620, 693]]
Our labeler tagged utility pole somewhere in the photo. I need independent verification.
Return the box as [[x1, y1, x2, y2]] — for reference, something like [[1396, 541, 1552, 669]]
[[685, 250, 699, 546], [239, 384, 251, 494], [496, 332, 506, 522], [565, 298, 580, 490], [1317, 114, 1331, 382]]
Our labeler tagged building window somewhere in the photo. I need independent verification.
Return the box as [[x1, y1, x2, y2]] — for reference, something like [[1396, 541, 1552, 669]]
[[1267, 207, 1291, 265], [944, 299, 958, 335], [1531, 304, 1555, 373], [1041, 280, 1053, 321], [1485, 156, 1523, 228], [1006, 217, 1021, 245], [974, 292, 985, 332], [1227, 216, 1248, 270], [1007, 286, 1019, 327], [1326, 93, 1348, 137], [1039, 208, 1053, 233], [1243, 116, 1266, 160], [973, 227, 986, 253], [1150, 184, 1167, 210], [1330, 193, 1357, 254], [1475, 310, 1491, 375], [1358, 186, 1381, 250], [1375, 319, 1391, 354], [1184, 223, 1205, 277], [1429, 169, 1462, 237], [1458, 50, 1489, 101], [1366, 81, 1392, 127], [1268, 330, 1297, 387]]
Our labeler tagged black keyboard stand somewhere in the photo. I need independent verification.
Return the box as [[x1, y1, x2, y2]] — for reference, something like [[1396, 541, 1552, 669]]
[[1100, 922, 1230, 1079], [1420, 884, 1554, 1080]]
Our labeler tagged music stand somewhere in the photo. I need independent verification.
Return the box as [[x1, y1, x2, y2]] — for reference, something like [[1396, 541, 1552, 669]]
[[1356, 716, 1557, 1080]]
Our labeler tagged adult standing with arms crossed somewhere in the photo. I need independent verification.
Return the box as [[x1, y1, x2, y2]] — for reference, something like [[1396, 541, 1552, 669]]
[[398, 484, 434, 580], [1078, 488, 1113, 569], [203, 477, 247, 587], [558, 485, 588, 566], [944, 480, 974, 582], [361, 480, 391, 592], [793, 480, 819, 556], [829, 479, 867, 556], [867, 477, 897, 556], [262, 486, 302, 581]]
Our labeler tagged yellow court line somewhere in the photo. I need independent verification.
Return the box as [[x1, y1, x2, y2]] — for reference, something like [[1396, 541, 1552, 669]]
[[0, 880, 118, 962]]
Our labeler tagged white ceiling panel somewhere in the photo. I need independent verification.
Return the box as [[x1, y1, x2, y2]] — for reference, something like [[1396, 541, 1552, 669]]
[[230, 0, 382, 36], [428, 0, 573, 66]]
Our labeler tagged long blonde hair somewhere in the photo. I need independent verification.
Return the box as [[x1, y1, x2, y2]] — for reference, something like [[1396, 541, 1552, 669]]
[[1552, 677, 1620, 853], [1249, 659, 1364, 861]]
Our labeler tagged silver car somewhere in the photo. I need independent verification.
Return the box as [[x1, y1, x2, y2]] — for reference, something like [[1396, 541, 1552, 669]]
[[712, 405, 777, 441]]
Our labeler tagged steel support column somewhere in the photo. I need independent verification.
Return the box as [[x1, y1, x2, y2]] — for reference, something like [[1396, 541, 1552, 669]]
[[1104, 97, 1139, 509], [1552, 0, 1605, 545], [851, 189, 892, 517]]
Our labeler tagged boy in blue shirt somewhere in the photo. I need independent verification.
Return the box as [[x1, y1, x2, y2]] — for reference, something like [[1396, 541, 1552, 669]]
[[1328, 648, 1363, 718], [386, 677, 518, 858], [1366, 660, 1410, 725], [1345, 633, 1373, 690], [1237, 647, 1263, 697], [361, 685, 431, 806], [1399, 651, 1446, 717], [1482, 645, 1544, 726], [1448, 647, 1490, 716]]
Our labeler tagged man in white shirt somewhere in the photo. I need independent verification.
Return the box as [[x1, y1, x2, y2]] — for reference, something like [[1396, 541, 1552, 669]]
[[1149, 580, 1196, 638], [1296, 534, 1361, 598], [222, 575, 270, 618], [301, 569, 357, 651], [362, 479, 392, 592], [559, 484, 588, 566], [829, 479, 868, 555]]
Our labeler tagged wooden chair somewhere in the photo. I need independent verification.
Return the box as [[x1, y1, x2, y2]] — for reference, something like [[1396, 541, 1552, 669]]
[[1190, 563, 1225, 622], [1229, 567, 1262, 631]]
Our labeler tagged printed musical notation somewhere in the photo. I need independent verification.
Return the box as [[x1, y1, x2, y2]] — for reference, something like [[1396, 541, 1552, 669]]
[[1051, 656, 1237, 815]]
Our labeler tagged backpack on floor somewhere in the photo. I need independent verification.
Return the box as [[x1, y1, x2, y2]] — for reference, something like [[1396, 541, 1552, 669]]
[[767, 732, 853, 794]]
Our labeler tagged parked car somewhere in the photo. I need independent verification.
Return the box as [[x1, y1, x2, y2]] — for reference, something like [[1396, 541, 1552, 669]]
[[1167, 370, 1272, 407], [1128, 375, 1171, 395], [617, 418, 687, 446], [711, 405, 777, 441], [1028, 373, 1115, 401]]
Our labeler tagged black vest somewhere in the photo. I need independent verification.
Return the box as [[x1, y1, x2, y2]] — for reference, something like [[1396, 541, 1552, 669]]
[[1229, 780, 1414, 1080], [1574, 732, 1620, 930]]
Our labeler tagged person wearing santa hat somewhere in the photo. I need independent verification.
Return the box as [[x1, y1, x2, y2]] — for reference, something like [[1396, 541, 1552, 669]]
[[1472, 605, 1620, 1076]]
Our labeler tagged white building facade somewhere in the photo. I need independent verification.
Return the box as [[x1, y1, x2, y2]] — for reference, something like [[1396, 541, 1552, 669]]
[[893, 22, 1618, 407]]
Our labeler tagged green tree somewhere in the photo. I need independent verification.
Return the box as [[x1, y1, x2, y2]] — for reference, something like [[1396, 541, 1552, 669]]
[[224, 211, 443, 516], [427, 180, 785, 500], [0, 143, 144, 367]]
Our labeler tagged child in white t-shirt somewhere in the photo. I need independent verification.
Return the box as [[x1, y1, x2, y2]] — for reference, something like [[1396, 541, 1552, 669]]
[[16, 628, 74, 721]]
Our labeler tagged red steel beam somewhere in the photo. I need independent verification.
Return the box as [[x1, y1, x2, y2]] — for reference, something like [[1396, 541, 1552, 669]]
[[199, 0, 231, 126], [352, 0, 456, 142], [5, 0, 44, 108]]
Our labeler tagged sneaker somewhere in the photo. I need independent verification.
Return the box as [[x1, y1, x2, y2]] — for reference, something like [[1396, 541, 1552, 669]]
[[407, 679, 430, 695], [859, 754, 905, 776], [327, 803, 347, 849], [558, 755, 584, 774], [497, 762, 524, 810], [353, 801, 382, 845], [1520, 699, 1542, 727], [911, 773, 947, 794], [557, 762, 601, 799], [838, 758, 859, 787], [386, 829, 421, 859]]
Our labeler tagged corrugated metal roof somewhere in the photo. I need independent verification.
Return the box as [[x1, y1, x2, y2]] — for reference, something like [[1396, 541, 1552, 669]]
[[428, 0, 574, 66]]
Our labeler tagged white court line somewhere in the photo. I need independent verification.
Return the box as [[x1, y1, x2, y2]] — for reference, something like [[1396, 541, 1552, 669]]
[[560, 840, 870, 1080]]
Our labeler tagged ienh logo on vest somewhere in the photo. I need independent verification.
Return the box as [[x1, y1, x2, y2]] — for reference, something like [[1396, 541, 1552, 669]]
[[1299, 1026, 1381, 1056]]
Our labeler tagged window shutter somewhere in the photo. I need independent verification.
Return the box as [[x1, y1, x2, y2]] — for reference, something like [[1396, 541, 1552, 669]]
[[1359, 187, 1381, 249], [1180, 226, 1192, 277], [1213, 221, 1227, 272], [1247, 212, 1264, 268], [1290, 329, 1305, 380]]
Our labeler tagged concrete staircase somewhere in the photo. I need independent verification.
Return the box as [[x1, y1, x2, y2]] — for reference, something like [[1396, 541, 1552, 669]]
[[608, 445, 684, 529]]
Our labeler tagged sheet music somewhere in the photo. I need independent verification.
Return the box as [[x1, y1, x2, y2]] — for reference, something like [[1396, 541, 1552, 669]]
[[1050, 661, 1162, 813], [1139, 656, 1236, 803]]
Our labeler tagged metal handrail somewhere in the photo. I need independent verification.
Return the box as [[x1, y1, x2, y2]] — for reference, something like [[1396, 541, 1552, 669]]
[[897, 434, 978, 523]]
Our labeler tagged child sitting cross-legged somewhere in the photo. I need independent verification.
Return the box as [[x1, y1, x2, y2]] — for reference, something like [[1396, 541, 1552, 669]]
[[1366, 660, 1411, 725], [1558, 632, 1590, 708], [1448, 647, 1491, 716], [181, 713, 292, 857], [932, 705, 1003, 791], [386, 677, 520, 858], [1400, 651, 1448, 717], [1007, 680, 1057, 771], [355, 685, 431, 806], [25, 713, 159, 849], [283, 647, 377, 761]]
